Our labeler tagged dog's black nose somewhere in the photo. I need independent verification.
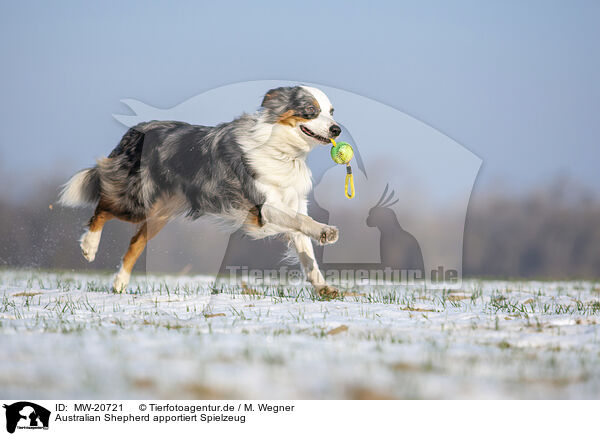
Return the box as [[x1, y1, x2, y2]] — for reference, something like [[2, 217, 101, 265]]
[[329, 124, 341, 138]]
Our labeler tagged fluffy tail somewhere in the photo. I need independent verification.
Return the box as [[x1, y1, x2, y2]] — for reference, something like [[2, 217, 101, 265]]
[[58, 167, 101, 207]]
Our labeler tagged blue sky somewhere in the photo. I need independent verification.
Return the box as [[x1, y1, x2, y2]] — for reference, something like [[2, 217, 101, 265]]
[[1, 0, 599, 196]]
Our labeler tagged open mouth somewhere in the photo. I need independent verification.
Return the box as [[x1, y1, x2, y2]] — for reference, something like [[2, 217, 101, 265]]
[[300, 125, 330, 144]]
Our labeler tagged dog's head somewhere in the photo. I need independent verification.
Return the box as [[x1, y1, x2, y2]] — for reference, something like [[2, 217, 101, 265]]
[[261, 86, 341, 146]]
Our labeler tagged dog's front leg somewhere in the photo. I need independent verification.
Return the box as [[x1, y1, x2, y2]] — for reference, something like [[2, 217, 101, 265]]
[[261, 203, 338, 245], [289, 232, 339, 299], [261, 202, 339, 298]]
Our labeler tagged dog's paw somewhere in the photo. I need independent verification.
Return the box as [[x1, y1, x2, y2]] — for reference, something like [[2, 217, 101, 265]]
[[318, 225, 339, 245], [112, 270, 130, 294], [315, 284, 340, 300], [80, 230, 100, 262]]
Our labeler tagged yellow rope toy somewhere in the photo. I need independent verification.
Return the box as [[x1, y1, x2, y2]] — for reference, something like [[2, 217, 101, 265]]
[[330, 139, 355, 199]]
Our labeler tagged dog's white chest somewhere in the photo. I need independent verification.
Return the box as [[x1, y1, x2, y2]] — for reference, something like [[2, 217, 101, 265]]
[[244, 129, 313, 211], [256, 158, 312, 211]]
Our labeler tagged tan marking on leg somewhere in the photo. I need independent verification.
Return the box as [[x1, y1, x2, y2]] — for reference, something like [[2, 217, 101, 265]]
[[88, 209, 113, 232], [245, 205, 264, 230], [121, 222, 149, 275], [121, 218, 167, 274], [111, 198, 178, 292], [113, 216, 168, 292]]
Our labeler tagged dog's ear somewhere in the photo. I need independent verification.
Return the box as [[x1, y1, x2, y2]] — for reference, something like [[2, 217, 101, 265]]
[[261, 86, 307, 123], [261, 88, 281, 108], [261, 87, 292, 110], [261, 87, 293, 123]]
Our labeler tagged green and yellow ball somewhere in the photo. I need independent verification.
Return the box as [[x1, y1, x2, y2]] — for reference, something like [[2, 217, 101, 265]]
[[330, 141, 354, 164]]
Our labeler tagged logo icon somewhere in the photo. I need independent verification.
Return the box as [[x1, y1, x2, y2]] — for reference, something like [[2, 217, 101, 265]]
[[3, 402, 50, 434]]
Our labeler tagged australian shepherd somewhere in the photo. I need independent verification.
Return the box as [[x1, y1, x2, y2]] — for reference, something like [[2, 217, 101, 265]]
[[59, 86, 341, 297]]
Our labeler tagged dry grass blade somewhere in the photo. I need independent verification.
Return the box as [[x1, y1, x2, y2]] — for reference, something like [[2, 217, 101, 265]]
[[327, 325, 349, 335], [241, 282, 260, 295]]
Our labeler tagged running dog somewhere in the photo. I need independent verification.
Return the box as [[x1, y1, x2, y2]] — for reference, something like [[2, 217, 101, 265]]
[[59, 86, 341, 297]]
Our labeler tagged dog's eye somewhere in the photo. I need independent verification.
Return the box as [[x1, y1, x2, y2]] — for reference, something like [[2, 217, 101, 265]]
[[330, 108, 334, 115], [305, 106, 316, 115]]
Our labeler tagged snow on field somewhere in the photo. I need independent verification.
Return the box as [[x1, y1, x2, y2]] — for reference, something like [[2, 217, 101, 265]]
[[1, 269, 599, 399]]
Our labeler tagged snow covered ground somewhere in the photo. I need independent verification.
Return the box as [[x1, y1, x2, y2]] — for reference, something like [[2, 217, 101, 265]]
[[1, 269, 599, 399]]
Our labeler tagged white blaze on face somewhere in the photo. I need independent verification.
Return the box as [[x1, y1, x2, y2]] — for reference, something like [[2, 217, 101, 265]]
[[301, 86, 336, 137], [301, 86, 333, 117]]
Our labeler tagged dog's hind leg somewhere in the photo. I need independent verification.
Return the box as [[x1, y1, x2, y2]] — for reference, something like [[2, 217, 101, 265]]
[[80, 208, 114, 262], [112, 217, 167, 293]]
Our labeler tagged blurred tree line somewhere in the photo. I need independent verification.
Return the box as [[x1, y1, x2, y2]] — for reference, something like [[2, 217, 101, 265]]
[[0, 175, 598, 280]]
